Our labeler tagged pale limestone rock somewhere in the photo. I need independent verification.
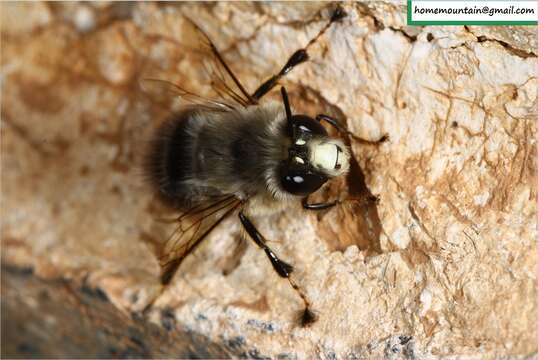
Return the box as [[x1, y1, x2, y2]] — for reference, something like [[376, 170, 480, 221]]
[[1, 2, 537, 359]]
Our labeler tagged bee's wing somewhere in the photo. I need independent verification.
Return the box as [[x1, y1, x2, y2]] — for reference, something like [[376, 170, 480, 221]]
[[140, 18, 257, 112], [155, 195, 242, 285], [139, 78, 235, 112], [185, 18, 257, 108]]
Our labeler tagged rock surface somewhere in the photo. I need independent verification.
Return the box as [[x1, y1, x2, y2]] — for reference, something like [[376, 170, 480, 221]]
[[1, 266, 231, 358], [1, 2, 537, 359]]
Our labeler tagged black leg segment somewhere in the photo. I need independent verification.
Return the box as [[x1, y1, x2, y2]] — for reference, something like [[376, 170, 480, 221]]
[[251, 6, 347, 100], [252, 50, 308, 100], [315, 114, 348, 134], [302, 196, 339, 210], [239, 211, 293, 277], [316, 114, 389, 144], [238, 211, 317, 326]]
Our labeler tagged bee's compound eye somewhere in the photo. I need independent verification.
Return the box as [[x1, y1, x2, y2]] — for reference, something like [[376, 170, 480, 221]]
[[280, 170, 328, 196]]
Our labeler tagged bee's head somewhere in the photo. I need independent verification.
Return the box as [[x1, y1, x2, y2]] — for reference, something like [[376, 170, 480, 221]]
[[278, 89, 350, 197]]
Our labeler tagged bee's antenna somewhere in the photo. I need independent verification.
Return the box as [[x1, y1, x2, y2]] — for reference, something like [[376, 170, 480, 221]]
[[281, 87, 292, 121], [281, 87, 294, 136]]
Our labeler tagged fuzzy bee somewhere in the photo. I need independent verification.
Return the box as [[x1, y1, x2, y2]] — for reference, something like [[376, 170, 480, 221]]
[[142, 6, 361, 326]]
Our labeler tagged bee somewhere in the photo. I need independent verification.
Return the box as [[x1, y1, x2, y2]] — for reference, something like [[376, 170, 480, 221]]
[[142, 6, 365, 326]]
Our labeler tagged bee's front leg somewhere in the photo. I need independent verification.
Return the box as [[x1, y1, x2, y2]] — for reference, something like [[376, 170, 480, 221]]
[[316, 114, 389, 144], [302, 194, 380, 211], [302, 197, 339, 210]]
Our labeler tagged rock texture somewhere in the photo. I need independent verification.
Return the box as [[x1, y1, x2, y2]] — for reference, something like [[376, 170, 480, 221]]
[[1, 2, 537, 359], [1, 266, 230, 358]]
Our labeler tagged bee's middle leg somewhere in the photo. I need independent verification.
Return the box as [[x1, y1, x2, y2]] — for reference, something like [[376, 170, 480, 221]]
[[238, 211, 293, 277]]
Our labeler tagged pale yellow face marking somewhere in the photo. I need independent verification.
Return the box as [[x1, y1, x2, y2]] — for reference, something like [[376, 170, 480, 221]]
[[312, 143, 339, 170], [308, 138, 350, 177]]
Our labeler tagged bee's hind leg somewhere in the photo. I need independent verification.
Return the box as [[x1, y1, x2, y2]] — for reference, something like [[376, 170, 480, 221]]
[[238, 211, 317, 326]]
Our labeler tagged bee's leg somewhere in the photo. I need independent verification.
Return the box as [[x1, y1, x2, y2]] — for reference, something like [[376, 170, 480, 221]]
[[302, 194, 380, 212], [316, 114, 389, 144], [239, 211, 293, 277], [238, 211, 317, 326], [252, 6, 347, 100], [302, 196, 339, 210], [315, 114, 348, 134]]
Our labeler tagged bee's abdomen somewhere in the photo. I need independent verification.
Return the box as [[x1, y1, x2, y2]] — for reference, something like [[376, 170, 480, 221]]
[[144, 111, 195, 206]]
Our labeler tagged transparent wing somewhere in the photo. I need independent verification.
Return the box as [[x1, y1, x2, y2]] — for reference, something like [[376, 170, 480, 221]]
[[184, 18, 257, 108], [139, 17, 257, 111], [155, 195, 242, 285], [139, 78, 234, 112]]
